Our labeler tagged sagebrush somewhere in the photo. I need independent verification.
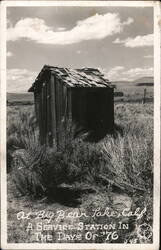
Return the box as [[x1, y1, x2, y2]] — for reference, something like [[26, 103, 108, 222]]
[[7, 103, 153, 197], [7, 103, 153, 243]]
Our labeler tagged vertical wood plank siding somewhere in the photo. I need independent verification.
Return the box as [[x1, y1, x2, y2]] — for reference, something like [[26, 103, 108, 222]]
[[59, 80, 63, 147], [47, 77, 53, 146], [30, 68, 114, 148], [67, 88, 72, 121], [57, 79, 65, 148], [34, 92, 39, 123], [55, 78, 60, 148], [50, 74, 57, 147], [44, 82, 47, 144], [39, 86, 44, 144], [63, 85, 68, 146]]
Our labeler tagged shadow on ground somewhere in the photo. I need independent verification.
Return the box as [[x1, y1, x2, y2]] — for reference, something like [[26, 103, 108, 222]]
[[81, 123, 124, 142], [46, 186, 96, 207]]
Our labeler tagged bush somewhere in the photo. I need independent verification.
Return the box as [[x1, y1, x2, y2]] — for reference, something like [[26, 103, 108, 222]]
[[7, 103, 154, 244], [8, 103, 153, 200]]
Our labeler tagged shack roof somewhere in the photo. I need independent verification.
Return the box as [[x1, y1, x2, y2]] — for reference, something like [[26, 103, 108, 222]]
[[28, 65, 113, 92]]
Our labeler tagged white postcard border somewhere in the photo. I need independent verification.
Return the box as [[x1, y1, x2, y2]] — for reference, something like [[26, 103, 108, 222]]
[[1, 1, 160, 250]]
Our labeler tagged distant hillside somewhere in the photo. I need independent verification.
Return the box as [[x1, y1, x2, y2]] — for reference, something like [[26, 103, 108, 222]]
[[7, 92, 34, 105], [111, 80, 132, 87], [112, 76, 154, 88], [112, 76, 153, 103], [133, 77, 154, 86]]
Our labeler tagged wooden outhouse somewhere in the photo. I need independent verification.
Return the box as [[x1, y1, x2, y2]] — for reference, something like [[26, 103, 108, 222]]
[[28, 65, 114, 147]]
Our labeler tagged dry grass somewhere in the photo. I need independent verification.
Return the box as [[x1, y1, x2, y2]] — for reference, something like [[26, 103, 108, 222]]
[[7, 103, 153, 243]]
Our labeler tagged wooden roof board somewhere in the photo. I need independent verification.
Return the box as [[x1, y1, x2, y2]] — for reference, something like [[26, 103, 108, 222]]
[[28, 65, 114, 92]]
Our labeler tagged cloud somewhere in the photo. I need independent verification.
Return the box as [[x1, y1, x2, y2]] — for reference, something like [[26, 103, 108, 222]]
[[7, 18, 12, 28], [144, 54, 153, 58], [122, 17, 133, 25], [113, 34, 153, 47], [105, 66, 125, 80], [7, 68, 37, 92], [7, 51, 13, 57], [105, 66, 153, 81], [76, 50, 88, 54], [76, 50, 82, 54], [7, 13, 133, 45], [122, 67, 153, 79], [56, 27, 66, 31]]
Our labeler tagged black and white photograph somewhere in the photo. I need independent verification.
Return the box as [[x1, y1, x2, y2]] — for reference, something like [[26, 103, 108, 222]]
[[0, 1, 160, 249]]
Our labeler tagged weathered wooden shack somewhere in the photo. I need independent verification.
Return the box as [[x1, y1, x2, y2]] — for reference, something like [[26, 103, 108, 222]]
[[28, 65, 114, 147]]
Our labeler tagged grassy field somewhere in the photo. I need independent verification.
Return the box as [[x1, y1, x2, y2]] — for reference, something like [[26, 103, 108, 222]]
[[113, 80, 153, 103], [7, 99, 153, 244], [7, 93, 34, 105]]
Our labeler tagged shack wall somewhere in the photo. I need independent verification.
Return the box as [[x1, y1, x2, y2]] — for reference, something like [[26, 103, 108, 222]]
[[34, 73, 114, 148], [71, 87, 114, 135], [50, 74, 72, 148]]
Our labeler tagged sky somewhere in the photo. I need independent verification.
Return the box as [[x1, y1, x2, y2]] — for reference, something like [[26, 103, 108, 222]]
[[7, 6, 154, 93]]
